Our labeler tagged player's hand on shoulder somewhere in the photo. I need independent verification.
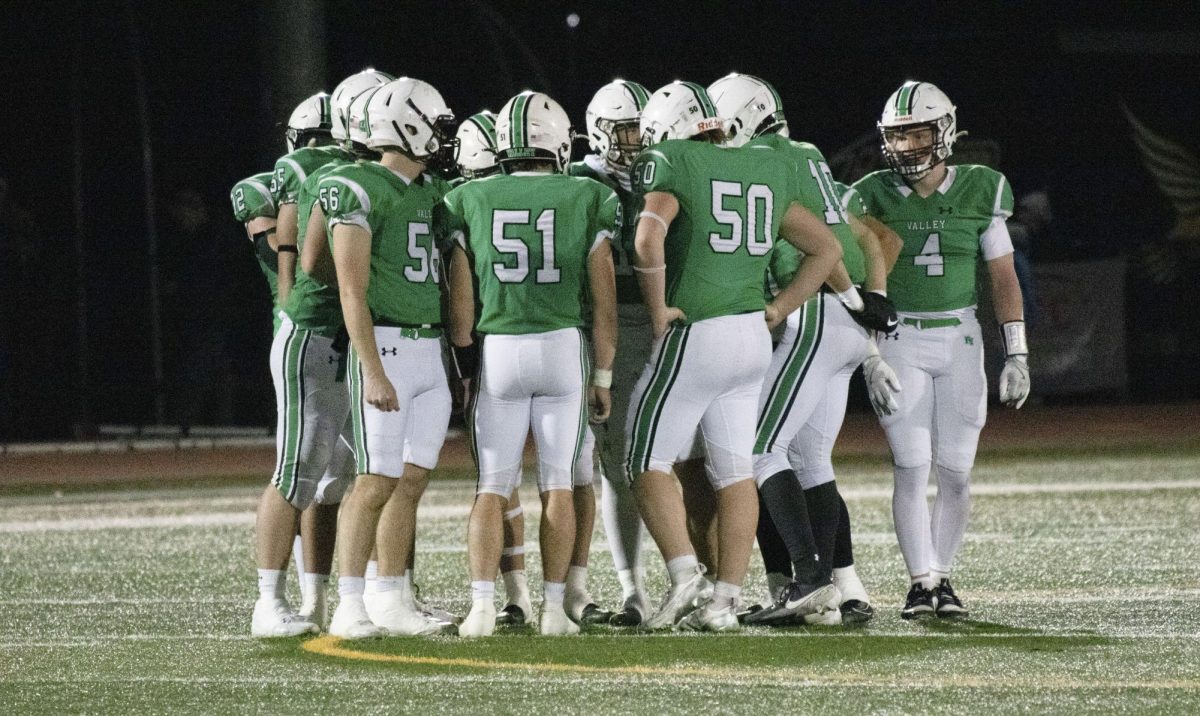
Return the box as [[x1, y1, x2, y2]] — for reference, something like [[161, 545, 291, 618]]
[[999, 355, 1030, 409]]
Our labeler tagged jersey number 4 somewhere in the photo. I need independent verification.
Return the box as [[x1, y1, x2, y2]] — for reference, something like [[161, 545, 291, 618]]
[[915, 232, 945, 276], [491, 209, 561, 284], [709, 181, 774, 255]]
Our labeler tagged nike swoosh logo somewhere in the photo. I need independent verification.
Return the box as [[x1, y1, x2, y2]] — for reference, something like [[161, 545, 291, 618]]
[[886, 318, 898, 327]]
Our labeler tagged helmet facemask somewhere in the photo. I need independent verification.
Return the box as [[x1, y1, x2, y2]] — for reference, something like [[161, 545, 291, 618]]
[[879, 117, 952, 181], [596, 118, 642, 168]]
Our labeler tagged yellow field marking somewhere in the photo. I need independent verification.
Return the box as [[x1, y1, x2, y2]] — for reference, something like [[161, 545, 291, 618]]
[[302, 636, 1200, 689]]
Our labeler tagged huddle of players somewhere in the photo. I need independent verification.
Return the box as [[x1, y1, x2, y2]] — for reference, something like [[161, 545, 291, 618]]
[[232, 69, 1030, 638]]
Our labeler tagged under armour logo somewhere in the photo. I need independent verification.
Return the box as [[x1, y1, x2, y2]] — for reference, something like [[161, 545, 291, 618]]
[[882, 332, 900, 341], [328, 356, 337, 364], [938, 206, 954, 214], [381, 347, 397, 356], [964, 336, 974, 345]]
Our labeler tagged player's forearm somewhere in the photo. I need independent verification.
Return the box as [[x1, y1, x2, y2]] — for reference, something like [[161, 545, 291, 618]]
[[852, 215, 889, 293], [448, 246, 476, 348], [340, 292, 385, 377], [275, 203, 299, 303], [301, 204, 335, 285], [825, 261, 854, 293], [634, 221, 669, 314], [863, 215, 902, 274], [989, 256, 1025, 325], [588, 254, 618, 372]]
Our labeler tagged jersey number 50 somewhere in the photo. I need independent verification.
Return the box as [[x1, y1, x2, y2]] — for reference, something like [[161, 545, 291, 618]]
[[709, 181, 774, 256]]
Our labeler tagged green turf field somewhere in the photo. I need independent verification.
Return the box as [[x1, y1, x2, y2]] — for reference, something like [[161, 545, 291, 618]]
[[3, 450, 1199, 714]]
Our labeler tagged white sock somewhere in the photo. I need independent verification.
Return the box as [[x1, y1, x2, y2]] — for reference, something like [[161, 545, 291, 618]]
[[402, 569, 413, 588], [832, 566, 869, 603], [338, 576, 365, 598], [931, 568, 950, 583], [616, 568, 640, 603], [666, 554, 699, 588], [301, 573, 327, 601], [601, 472, 645, 573], [365, 560, 379, 591], [291, 535, 305, 577], [471, 580, 495, 602], [502, 570, 529, 604], [931, 465, 971, 575], [910, 573, 935, 590], [257, 569, 284, 600], [543, 581, 566, 607], [710, 581, 741, 611], [892, 464, 933, 580], [566, 565, 589, 599], [375, 575, 404, 593]]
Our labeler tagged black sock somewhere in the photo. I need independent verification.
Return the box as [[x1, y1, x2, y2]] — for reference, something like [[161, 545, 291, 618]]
[[755, 493, 792, 578], [803, 481, 842, 571], [758, 470, 824, 583], [833, 491, 855, 569]]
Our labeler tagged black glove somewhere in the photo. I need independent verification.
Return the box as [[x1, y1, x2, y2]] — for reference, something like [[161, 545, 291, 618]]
[[851, 291, 898, 333]]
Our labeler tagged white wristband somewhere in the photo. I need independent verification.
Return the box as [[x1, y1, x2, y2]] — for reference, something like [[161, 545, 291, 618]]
[[1001, 320, 1028, 356], [633, 264, 665, 273], [591, 368, 613, 389], [836, 287, 864, 312], [638, 211, 669, 233]]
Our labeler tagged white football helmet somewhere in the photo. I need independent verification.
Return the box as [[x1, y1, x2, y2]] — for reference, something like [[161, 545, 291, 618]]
[[878, 81, 962, 180], [585, 79, 651, 168], [330, 68, 393, 143], [455, 111, 499, 180], [495, 91, 573, 172], [640, 81, 727, 147], [707, 73, 788, 148], [346, 87, 381, 157], [364, 77, 457, 167], [285, 92, 332, 153]]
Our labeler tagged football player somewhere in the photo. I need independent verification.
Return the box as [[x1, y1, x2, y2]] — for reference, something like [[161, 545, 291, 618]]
[[445, 91, 618, 637], [708, 73, 899, 625], [853, 81, 1028, 618], [323, 77, 458, 638], [626, 81, 842, 631], [567, 79, 654, 626]]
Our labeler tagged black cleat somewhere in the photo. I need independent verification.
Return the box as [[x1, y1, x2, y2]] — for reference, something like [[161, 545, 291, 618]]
[[736, 603, 765, 624], [900, 583, 936, 619], [933, 579, 968, 618], [744, 579, 838, 626], [840, 599, 875, 624], [579, 603, 616, 625], [608, 604, 644, 627], [495, 603, 528, 626]]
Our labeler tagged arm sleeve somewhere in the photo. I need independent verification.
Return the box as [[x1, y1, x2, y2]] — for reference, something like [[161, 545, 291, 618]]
[[981, 173, 1015, 260], [591, 187, 620, 254], [318, 174, 372, 237], [437, 191, 469, 252]]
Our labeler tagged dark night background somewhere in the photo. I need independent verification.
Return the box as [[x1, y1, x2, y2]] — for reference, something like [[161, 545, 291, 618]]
[[1, 1, 1198, 440]]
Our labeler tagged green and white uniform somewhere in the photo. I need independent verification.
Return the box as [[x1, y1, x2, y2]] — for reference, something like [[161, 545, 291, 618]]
[[748, 135, 874, 492], [266, 146, 357, 508], [853, 164, 1014, 577], [230, 172, 280, 330], [442, 172, 618, 496], [624, 139, 797, 488], [320, 162, 453, 479]]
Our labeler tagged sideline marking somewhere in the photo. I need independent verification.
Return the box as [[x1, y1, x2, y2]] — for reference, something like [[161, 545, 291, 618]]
[[302, 636, 1200, 689]]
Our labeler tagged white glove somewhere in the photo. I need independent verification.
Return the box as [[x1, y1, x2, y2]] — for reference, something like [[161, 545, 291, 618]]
[[862, 348, 902, 417], [999, 355, 1031, 409]]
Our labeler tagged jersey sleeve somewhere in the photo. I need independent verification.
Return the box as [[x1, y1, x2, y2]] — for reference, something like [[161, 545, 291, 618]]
[[590, 186, 620, 254], [437, 189, 470, 253], [231, 176, 276, 224], [631, 145, 679, 197], [980, 171, 1015, 260], [270, 154, 308, 205], [838, 183, 867, 220], [850, 174, 882, 216], [317, 172, 373, 236]]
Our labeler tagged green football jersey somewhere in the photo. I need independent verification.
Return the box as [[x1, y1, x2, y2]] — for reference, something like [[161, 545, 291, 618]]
[[853, 165, 1013, 312], [630, 139, 798, 323], [280, 157, 355, 337], [747, 134, 865, 285], [320, 162, 451, 327], [440, 172, 619, 335], [270, 145, 356, 205], [568, 155, 643, 304], [835, 181, 867, 221], [230, 172, 280, 308]]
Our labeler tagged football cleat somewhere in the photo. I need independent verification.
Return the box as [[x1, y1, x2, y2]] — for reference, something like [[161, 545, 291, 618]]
[[901, 583, 937, 620], [495, 603, 530, 627], [368, 591, 444, 636], [735, 603, 765, 624], [934, 579, 969, 618], [459, 599, 497, 637], [539, 604, 581, 636], [328, 597, 385, 639], [412, 583, 460, 625], [803, 607, 844, 626], [743, 580, 839, 626], [678, 603, 741, 633], [840, 599, 875, 624], [251, 597, 318, 638], [609, 594, 647, 627], [641, 566, 710, 631], [578, 603, 616, 626]]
